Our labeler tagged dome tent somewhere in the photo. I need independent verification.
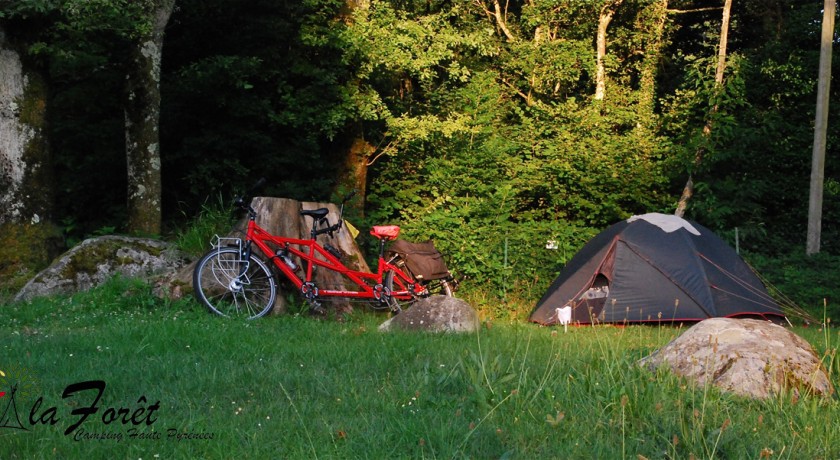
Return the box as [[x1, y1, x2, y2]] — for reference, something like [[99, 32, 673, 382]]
[[529, 213, 785, 325]]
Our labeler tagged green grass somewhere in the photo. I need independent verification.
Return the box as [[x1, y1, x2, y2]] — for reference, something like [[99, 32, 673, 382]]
[[1, 278, 839, 459]]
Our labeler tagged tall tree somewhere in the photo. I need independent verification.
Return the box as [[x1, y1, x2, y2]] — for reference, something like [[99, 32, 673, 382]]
[[807, 0, 834, 255], [21, 0, 177, 236], [334, 0, 373, 215], [54, 0, 175, 235], [595, 0, 624, 100], [125, 0, 175, 235], [674, 0, 732, 217], [636, 0, 669, 126], [0, 23, 52, 226]]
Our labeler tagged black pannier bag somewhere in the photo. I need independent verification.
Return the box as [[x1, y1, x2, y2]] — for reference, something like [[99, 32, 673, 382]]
[[386, 239, 451, 281]]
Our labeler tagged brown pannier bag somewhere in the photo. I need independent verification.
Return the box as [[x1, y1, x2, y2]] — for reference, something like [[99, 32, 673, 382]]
[[386, 239, 451, 281]]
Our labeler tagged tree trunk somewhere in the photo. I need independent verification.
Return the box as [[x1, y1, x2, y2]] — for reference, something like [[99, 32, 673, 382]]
[[636, 0, 669, 126], [124, 0, 175, 235], [807, 0, 835, 255], [595, 0, 624, 101], [675, 0, 731, 217], [334, 137, 374, 218], [0, 25, 63, 290], [0, 26, 53, 226], [334, 0, 378, 212], [492, 0, 516, 41]]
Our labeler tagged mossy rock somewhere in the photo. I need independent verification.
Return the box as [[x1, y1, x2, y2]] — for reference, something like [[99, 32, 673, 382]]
[[14, 235, 188, 302]]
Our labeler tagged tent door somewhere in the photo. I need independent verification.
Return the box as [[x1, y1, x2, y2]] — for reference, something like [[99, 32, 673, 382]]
[[576, 274, 610, 322]]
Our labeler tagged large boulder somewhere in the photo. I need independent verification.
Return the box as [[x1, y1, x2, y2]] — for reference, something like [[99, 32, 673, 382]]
[[14, 235, 188, 302], [378, 295, 479, 333], [639, 318, 834, 400]]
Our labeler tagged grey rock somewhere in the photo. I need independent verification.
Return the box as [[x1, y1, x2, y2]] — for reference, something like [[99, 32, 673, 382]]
[[379, 295, 479, 333], [639, 318, 834, 399], [14, 235, 188, 301]]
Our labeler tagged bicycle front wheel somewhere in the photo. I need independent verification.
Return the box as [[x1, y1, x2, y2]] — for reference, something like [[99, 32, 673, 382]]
[[193, 247, 276, 319]]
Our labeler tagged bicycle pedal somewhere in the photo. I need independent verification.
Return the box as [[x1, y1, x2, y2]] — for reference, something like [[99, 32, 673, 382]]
[[309, 304, 327, 316]]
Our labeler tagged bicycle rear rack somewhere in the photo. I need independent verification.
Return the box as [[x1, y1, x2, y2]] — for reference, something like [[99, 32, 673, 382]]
[[211, 235, 244, 251], [210, 235, 250, 273]]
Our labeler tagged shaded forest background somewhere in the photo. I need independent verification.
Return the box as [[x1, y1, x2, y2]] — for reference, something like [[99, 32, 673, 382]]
[[2, 0, 838, 310]]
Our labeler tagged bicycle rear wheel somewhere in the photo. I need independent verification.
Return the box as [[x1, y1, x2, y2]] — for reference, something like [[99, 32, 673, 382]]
[[193, 247, 276, 319], [384, 260, 454, 313], [421, 278, 454, 297]]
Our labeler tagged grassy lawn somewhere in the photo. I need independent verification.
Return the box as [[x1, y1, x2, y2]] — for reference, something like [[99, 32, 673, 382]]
[[1, 277, 838, 459]]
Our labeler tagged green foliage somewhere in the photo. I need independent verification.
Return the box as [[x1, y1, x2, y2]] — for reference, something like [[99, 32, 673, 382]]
[[355, 0, 674, 304], [172, 194, 237, 256], [0, 0, 56, 19], [659, 2, 840, 255], [343, 0, 496, 152], [161, 0, 357, 212], [59, 0, 160, 39]]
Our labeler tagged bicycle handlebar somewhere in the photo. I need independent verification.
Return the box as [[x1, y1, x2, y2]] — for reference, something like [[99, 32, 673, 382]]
[[312, 189, 357, 238], [313, 222, 341, 237], [232, 178, 267, 215]]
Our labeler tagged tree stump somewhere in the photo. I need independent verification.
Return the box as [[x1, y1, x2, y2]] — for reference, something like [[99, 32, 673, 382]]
[[159, 197, 371, 317], [249, 197, 370, 315]]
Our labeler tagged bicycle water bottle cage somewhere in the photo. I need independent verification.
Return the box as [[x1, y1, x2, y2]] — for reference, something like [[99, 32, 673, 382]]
[[300, 208, 330, 219], [371, 225, 400, 240], [324, 243, 342, 260]]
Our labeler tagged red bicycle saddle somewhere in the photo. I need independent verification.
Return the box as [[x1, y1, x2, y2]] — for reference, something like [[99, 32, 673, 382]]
[[370, 225, 400, 240]]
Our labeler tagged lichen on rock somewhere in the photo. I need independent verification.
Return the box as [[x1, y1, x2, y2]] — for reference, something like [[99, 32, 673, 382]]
[[14, 235, 188, 302], [639, 318, 834, 400], [378, 295, 479, 333]]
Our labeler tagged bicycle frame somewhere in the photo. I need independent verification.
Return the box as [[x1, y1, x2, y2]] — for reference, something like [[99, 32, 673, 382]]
[[243, 218, 421, 303]]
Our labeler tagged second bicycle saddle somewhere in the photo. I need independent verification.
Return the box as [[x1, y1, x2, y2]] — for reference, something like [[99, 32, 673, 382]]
[[300, 208, 329, 219]]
